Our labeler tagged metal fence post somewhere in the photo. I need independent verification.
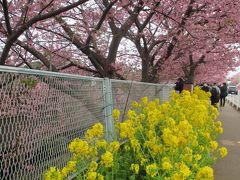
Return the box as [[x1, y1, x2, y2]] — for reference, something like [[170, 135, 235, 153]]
[[161, 86, 165, 104], [102, 78, 114, 142]]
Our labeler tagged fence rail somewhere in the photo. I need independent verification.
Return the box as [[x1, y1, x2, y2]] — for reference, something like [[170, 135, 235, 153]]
[[0, 66, 173, 180], [227, 94, 240, 110]]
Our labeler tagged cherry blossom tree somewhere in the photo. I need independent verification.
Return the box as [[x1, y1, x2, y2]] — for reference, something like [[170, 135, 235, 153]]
[[125, 0, 199, 82], [231, 72, 240, 86], [0, 0, 89, 65], [154, 0, 240, 84], [1, 0, 240, 84]]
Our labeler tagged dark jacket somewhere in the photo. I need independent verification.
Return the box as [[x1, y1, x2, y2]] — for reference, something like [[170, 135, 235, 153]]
[[210, 86, 220, 104], [220, 85, 228, 97], [175, 79, 184, 93]]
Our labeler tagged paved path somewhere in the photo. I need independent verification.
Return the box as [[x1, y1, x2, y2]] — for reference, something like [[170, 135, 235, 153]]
[[214, 103, 240, 180]]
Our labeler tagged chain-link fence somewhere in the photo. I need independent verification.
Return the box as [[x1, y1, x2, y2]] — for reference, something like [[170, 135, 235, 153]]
[[111, 79, 173, 122], [0, 66, 173, 180]]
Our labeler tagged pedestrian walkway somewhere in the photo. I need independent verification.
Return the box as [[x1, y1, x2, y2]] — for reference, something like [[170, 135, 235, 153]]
[[214, 103, 240, 180]]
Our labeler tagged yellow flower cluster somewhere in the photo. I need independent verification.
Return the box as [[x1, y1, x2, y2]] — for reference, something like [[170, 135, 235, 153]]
[[44, 167, 62, 180], [195, 166, 214, 180], [45, 87, 227, 179], [85, 123, 104, 140], [69, 138, 89, 155], [219, 147, 228, 158], [108, 141, 120, 153], [146, 163, 158, 177], [44, 122, 108, 179], [130, 164, 140, 174], [162, 157, 172, 170], [100, 151, 113, 168]]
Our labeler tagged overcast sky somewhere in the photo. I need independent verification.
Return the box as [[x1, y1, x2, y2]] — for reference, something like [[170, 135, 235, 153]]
[[227, 66, 240, 78]]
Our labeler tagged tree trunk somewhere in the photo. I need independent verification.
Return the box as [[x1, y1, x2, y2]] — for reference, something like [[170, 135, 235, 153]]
[[141, 57, 150, 82], [185, 66, 195, 84], [0, 38, 14, 65]]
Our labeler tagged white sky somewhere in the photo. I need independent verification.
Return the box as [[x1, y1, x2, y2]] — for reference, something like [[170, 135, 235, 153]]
[[227, 66, 240, 78]]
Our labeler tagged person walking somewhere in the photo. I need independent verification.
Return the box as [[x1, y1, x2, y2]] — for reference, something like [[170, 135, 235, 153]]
[[201, 83, 210, 92], [174, 78, 184, 93], [220, 83, 228, 107], [210, 83, 221, 107]]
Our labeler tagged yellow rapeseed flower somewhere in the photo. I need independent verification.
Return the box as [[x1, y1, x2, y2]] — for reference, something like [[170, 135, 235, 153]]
[[219, 147, 228, 158], [146, 163, 158, 177], [61, 167, 69, 177], [162, 128, 179, 148], [112, 109, 120, 120], [130, 163, 140, 174], [194, 154, 202, 161], [44, 167, 63, 180], [216, 121, 222, 127], [131, 101, 139, 108], [96, 139, 108, 149], [109, 141, 120, 153], [69, 138, 89, 155], [179, 163, 191, 177], [195, 166, 213, 180], [130, 138, 141, 152], [119, 120, 135, 139], [171, 172, 183, 180], [97, 173, 104, 180], [89, 161, 98, 172], [141, 97, 149, 106], [127, 110, 138, 121], [86, 171, 97, 180], [210, 141, 218, 151], [85, 123, 104, 140], [101, 151, 113, 168], [151, 144, 163, 154], [217, 127, 223, 134], [67, 161, 77, 172], [87, 147, 98, 157], [162, 161, 172, 171], [140, 157, 147, 166]]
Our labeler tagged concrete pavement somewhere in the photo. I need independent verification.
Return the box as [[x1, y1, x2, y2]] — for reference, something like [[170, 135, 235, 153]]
[[214, 103, 240, 180]]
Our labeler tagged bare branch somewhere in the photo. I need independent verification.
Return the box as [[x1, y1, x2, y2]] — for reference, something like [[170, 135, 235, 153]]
[[107, 1, 144, 63], [16, 40, 58, 71], [38, 0, 55, 15], [85, 0, 117, 45], [2, 0, 12, 34], [12, 48, 33, 69]]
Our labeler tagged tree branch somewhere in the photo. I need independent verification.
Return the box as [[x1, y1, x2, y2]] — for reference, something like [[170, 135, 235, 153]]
[[38, 0, 55, 15], [59, 61, 98, 74], [55, 16, 106, 76], [14, 50, 34, 69], [85, 0, 117, 45], [140, 2, 160, 31], [102, 0, 118, 33], [16, 40, 58, 71], [2, 0, 12, 34], [107, 0, 143, 63]]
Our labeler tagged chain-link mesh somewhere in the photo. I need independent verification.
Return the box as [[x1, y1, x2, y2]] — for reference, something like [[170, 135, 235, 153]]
[[0, 70, 105, 180], [111, 80, 173, 122], [0, 67, 174, 180]]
